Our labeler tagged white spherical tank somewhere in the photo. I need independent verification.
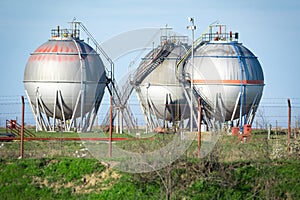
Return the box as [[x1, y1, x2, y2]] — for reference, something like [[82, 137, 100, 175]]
[[135, 42, 188, 121], [185, 40, 264, 121], [24, 29, 106, 121]]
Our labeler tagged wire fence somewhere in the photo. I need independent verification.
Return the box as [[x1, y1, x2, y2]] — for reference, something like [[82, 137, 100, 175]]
[[254, 98, 300, 130], [0, 95, 299, 130], [0, 95, 299, 161]]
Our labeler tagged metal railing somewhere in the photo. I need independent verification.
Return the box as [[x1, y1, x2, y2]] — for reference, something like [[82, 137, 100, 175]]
[[51, 27, 80, 39], [6, 120, 36, 137]]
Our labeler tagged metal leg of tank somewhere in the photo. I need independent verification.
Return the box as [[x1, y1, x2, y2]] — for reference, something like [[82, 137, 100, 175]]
[[35, 95, 44, 130], [115, 109, 119, 134], [176, 99, 187, 130], [85, 105, 101, 132], [50, 90, 62, 131], [136, 88, 150, 133], [25, 90, 43, 131], [73, 119, 77, 132], [80, 107, 92, 132], [52, 91, 58, 131], [85, 112, 95, 132], [182, 89, 198, 132], [149, 100, 161, 128], [163, 94, 168, 129], [206, 113, 214, 131], [170, 94, 178, 124], [57, 90, 67, 131], [144, 100, 157, 132], [115, 108, 124, 134], [120, 110, 123, 134], [123, 105, 135, 133], [36, 92, 51, 130], [136, 87, 167, 132], [245, 93, 259, 125], [66, 90, 82, 132], [26, 88, 95, 132], [82, 91, 105, 132], [145, 101, 152, 133], [231, 92, 241, 122], [216, 93, 225, 122], [31, 89, 52, 131]]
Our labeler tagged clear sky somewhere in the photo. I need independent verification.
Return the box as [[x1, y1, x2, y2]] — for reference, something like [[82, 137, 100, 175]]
[[0, 0, 299, 126]]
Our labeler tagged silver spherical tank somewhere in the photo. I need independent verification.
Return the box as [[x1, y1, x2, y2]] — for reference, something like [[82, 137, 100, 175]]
[[134, 39, 189, 124], [185, 39, 264, 122], [24, 24, 106, 131]]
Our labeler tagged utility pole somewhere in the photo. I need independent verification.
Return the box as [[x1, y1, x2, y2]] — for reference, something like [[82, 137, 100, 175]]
[[187, 17, 196, 132]]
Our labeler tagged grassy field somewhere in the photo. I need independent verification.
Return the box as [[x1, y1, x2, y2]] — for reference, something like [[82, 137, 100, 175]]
[[0, 129, 299, 199]]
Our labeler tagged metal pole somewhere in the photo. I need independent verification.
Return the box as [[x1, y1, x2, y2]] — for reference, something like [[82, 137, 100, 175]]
[[287, 98, 291, 156], [20, 96, 25, 159], [188, 17, 196, 132], [146, 83, 150, 134], [197, 97, 202, 158], [109, 96, 113, 158]]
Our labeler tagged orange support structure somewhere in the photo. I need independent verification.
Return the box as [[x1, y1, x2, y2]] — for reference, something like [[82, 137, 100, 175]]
[[232, 124, 252, 143], [232, 127, 239, 136], [243, 124, 252, 136]]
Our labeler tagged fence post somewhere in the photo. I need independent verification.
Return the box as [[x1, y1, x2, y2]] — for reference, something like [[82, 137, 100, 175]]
[[267, 124, 271, 140], [108, 96, 113, 158], [197, 97, 202, 158], [287, 98, 291, 157], [20, 96, 25, 159]]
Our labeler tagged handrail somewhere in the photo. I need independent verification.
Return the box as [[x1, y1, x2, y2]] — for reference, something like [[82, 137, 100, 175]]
[[78, 22, 114, 81]]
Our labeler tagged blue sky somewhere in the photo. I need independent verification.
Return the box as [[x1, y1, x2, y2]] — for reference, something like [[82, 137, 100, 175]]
[[0, 0, 299, 126]]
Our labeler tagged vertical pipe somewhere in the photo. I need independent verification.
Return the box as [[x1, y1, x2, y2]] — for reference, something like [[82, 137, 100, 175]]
[[20, 96, 25, 159], [287, 98, 291, 156], [197, 97, 202, 158], [108, 96, 113, 158]]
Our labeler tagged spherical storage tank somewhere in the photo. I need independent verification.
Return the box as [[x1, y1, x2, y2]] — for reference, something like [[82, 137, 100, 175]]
[[184, 27, 264, 122], [24, 25, 106, 131], [134, 37, 189, 122]]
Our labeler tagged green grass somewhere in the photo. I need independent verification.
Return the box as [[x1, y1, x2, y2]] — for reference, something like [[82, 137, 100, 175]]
[[0, 158, 106, 199], [0, 157, 299, 199], [180, 160, 300, 199], [0, 130, 299, 199]]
